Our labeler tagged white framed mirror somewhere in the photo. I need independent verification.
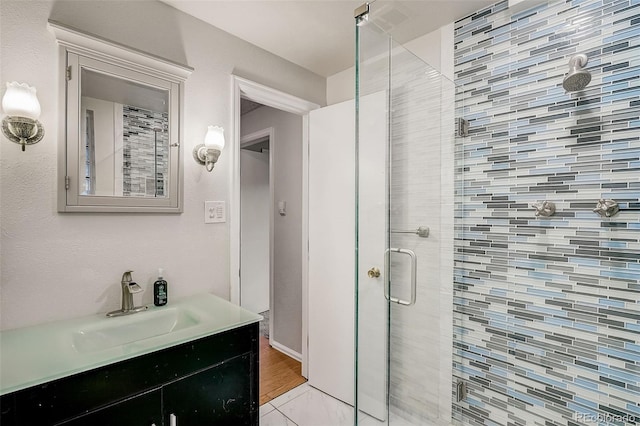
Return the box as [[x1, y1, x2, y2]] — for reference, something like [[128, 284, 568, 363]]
[[50, 20, 192, 213]]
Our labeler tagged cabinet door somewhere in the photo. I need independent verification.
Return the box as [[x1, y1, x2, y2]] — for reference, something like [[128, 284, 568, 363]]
[[56, 388, 161, 426], [163, 354, 256, 425]]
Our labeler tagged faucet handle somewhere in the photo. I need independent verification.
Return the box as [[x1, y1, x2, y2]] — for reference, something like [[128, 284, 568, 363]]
[[121, 270, 134, 283], [593, 198, 620, 218], [531, 200, 555, 217]]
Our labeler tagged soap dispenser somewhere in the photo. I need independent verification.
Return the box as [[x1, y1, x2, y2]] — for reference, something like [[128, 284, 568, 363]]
[[153, 268, 168, 306]]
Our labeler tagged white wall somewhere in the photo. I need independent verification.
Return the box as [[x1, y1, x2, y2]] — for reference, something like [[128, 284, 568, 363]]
[[240, 106, 303, 354], [0, 0, 325, 331], [326, 67, 355, 106], [239, 148, 270, 314], [326, 24, 454, 105]]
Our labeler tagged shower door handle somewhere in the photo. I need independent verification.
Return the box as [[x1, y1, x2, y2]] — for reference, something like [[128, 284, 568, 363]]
[[384, 248, 417, 306]]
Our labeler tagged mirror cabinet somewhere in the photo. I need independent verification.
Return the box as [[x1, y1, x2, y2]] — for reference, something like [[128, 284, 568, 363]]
[[50, 21, 192, 213]]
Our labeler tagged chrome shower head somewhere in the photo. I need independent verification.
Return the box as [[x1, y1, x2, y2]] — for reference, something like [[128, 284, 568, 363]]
[[563, 53, 591, 92]]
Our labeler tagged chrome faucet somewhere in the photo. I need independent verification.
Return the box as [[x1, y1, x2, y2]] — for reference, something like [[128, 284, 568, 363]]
[[106, 271, 148, 317]]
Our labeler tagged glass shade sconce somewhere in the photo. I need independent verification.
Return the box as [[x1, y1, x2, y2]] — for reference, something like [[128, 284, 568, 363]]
[[193, 125, 225, 172], [1, 82, 44, 151]]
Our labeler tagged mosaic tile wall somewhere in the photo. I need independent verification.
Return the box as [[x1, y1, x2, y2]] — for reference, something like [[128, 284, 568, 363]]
[[123, 106, 169, 197], [453, 0, 640, 424]]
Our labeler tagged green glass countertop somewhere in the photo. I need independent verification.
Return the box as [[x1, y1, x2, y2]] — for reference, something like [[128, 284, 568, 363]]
[[0, 293, 261, 395]]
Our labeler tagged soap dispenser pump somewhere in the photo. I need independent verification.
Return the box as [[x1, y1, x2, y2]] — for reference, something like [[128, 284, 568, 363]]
[[153, 268, 168, 306]]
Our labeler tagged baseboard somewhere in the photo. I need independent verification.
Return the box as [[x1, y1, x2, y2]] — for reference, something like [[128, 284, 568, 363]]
[[270, 339, 303, 362]]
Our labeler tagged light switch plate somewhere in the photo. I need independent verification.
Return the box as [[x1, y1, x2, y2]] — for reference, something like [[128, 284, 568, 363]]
[[204, 201, 226, 223]]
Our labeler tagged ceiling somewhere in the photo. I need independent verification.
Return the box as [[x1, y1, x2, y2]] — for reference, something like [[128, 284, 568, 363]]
[[160, 0, 497, 77]]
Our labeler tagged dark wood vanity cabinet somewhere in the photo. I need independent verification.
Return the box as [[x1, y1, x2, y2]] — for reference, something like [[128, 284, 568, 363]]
[[57, 389, 162, 426], [163, 354, 253, 425], [0, 323, 259, 426]]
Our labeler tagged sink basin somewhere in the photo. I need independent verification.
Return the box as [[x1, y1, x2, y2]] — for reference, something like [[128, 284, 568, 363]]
[[1, 293, 262, 396], [72, 307, 200, 353]]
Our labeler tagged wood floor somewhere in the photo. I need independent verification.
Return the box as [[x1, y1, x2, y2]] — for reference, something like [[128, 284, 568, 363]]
[[259, 336, 307, 405]]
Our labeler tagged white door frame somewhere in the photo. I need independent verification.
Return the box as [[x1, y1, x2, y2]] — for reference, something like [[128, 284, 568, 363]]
[[230, 76, 320, 376]]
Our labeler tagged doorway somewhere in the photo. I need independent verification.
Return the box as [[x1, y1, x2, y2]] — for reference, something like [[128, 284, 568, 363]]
[[239, 122, 306, 404], [231, 76, 320, 403]]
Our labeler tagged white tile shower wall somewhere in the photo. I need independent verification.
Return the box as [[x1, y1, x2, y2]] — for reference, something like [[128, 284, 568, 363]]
[[358, 25, 456, 424], [388, 90, 442, 422], [440, 75, 457, 424], [387, 45, 452, 424], [453, 0, 639, 424]]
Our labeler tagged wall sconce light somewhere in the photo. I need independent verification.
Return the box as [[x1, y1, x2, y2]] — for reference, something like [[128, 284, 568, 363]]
[[1, 82, 44, 151], [193, 125, 225, 172]]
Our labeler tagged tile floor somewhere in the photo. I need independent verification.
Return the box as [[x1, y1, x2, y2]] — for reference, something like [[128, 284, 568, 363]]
[[259, 383, 434, 426], [259, 383, 353, 426]]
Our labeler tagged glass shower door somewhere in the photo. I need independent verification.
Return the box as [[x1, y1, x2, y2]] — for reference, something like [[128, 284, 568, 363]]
[[355, 8, 457, 425]]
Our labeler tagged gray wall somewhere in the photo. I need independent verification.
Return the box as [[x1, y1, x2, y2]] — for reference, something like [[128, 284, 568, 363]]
[[241, 106, 304, 354], [0, 0, 325, 330], [240, 148, 270, 314]]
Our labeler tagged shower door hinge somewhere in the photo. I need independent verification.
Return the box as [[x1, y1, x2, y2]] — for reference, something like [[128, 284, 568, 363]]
[[65, 175, 70, 190], [456, 380, 467, 402], [66, 66, 72, 81], [354, 2, 369, 19], [456, 118, 469, 137]]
